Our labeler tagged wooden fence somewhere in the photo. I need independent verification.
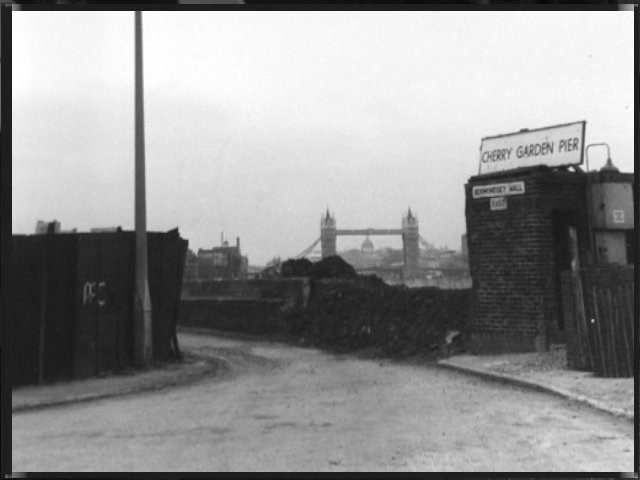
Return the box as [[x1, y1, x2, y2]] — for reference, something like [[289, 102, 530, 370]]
[[11, 230, 188, 386], [562, 266, 635, 377]]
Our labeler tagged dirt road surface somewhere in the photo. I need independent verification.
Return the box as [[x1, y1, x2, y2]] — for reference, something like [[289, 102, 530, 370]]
[[13, 332, 634, 472]]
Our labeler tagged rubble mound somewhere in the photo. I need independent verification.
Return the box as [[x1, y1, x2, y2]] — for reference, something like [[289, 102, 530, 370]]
[[353, 274, 389, 291], [278, 255, 469, 357], [284, 277, 469, 357], [281, 255, 359, 280], [309, 255, 358, 280], [281, 258, 314, 278]]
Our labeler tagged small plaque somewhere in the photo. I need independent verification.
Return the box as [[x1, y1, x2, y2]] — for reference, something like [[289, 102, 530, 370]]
[[613, 210, 625, 224], [490, 196, 507, 211]]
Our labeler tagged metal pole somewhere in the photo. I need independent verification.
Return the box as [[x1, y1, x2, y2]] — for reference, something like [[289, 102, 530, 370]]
[[134, 11, 152, 366]]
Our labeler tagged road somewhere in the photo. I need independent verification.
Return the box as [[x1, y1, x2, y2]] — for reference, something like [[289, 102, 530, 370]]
[[13, 332, 634, 472]]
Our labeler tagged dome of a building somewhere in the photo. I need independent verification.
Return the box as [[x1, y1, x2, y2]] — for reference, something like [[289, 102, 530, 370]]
[[361, 236, 374, 252]]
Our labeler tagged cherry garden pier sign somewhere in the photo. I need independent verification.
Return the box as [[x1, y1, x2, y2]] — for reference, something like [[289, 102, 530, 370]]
[[479, 121, 585, 175]]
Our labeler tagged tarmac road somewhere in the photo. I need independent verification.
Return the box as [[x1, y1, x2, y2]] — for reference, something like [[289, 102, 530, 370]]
[[12, 332, 634, 472]]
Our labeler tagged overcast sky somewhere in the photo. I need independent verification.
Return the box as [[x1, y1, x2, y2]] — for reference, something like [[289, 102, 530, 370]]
[[12, 10, 634, 265]]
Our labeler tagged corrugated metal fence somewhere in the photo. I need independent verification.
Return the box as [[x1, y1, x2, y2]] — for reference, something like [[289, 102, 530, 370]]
[[562, 265, 634, 377], [11, 229, 188, 386]]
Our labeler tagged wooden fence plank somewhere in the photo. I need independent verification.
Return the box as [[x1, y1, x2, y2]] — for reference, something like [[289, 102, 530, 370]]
[[568, 266, 633, 377], [619, 284, 633, 376], [603, 286, 617, 377], [598, 286, 611, 377], [584, 281, 598, 374], [614, 288, 623, 375], [613, 286, 629, 377], [572, 271, 591, 371], [591, 285, 607, 377], [605, 288, 619, 377]]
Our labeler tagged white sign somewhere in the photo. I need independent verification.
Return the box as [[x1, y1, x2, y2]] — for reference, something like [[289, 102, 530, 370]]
[[613, 210, 625, 224], [472, 181, 525, 199], [490, 197, 508, 211], [479, 121, 585, 174]]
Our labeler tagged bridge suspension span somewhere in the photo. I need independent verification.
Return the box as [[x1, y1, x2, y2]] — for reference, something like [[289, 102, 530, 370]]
[[293, 237, 321, 259], [290, 234, 433, 262]]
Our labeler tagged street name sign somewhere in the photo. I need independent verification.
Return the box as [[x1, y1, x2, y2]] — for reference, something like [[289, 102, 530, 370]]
[[472, 181, 525, 199], [479, 121, 585, 175]]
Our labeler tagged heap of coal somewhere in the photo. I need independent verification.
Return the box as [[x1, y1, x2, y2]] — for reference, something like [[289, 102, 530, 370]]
[[309, 255, 357, 280], [281, 258, 314, 278], [281, 255, 357, 280], [279, 256, 469, 357]]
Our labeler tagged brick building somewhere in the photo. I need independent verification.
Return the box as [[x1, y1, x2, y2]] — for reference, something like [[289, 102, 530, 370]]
[[465, 165, 633, 354], [196, 237, 248, 280], [35, 220, 77, 234]]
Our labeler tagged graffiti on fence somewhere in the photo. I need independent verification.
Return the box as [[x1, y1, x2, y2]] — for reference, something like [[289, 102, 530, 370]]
[[83, 281, 106, 307]]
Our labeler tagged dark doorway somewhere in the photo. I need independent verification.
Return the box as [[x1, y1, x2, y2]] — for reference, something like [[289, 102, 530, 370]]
[[625, 229, 635, 265], [551, 211, 578, 339]]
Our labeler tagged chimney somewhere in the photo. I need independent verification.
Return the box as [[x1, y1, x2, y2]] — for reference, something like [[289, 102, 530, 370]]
[[236, 237, 240, 252]]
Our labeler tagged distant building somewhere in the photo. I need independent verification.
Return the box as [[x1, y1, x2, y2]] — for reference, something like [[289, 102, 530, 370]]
[[361, 235, 374, 253], [195, 236, 248, 280], [401, 208, 420, 280], [35, 220, 76, 234], [35, 220, 60, 234], [337, 239, 470, 288], [90, 227, 122, 233], [461, 234, 469, 261], [183, 249, 199, 282], [340, 237, 384, 271]]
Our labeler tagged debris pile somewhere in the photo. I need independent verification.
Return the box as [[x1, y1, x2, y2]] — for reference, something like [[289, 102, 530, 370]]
[[308, 255, 357, 280], [281, 255, 357, 280], [280, 258, 313, 278], [280, 256, 470, 357]]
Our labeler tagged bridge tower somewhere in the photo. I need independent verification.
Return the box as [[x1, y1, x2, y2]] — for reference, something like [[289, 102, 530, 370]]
[[320, 208, 337, 258], [402, 208, 420, 279]]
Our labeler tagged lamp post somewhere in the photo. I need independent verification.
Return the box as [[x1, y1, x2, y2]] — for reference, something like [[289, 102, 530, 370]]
[[134, 10, 152, 365]]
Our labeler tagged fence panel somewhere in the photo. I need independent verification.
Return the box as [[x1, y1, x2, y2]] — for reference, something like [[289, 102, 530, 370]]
[[12, 235, 78, 384], [147, 230, 184, 360], [43, 234, 78, 382], [73, 235, 101, 378], [115, 233, 135, 370], [566, 265, 634, 377], [96, 234, 134, 374], [172, 237, 189, 357], [12, 230, 186, 386], [11, 236, 44, 386]]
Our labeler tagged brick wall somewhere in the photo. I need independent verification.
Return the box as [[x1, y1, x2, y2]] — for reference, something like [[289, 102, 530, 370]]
[[179, 298, 286, 335], [182, 278, 309, 308], [179, 278, 310, 336], [465, 167, 590, 353]]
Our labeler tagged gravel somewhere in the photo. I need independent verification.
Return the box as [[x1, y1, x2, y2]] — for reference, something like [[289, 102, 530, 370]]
[[488, 344, 569, 375]]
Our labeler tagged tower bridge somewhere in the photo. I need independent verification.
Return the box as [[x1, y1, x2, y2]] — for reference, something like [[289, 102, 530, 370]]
[[334, 228, 403, 236], [319, 208, 421, 280]]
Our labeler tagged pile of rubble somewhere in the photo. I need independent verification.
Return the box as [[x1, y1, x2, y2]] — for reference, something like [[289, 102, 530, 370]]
[[281, 256, 470, 357], [281, 256, 357, 280], [280, 258, 314, 278]]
